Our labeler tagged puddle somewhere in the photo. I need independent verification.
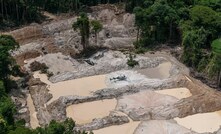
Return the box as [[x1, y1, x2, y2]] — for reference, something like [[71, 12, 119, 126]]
[[27, 94, 40, 129], [174, 110, 221, 133], [137, 62, 172, 79], [33, 72, 107, 104], [155, 88, 192, 99], [66, 99, 117, 124]]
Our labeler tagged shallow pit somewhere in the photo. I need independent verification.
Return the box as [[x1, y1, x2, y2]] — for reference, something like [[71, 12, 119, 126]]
[[174, 110, 221, 133], [27, 94, 40, 129], [137, 62, 172, 79], [155, 88, 192, 100], [66, 99, 117, 125], [33, 72, 107, 104]]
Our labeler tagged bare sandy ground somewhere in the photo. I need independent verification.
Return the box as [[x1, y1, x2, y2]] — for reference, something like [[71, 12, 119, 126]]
[[175, 110, 221, 133], [155, 88, 192, 99], [93, 120, 140, 134], [29, 60, 220, 134], [66, 99, 117, 124], [33, 72, 107, 104], [134, 120, 196, 134], [137, 62, 171, 79], [117, 90, 179, 115], [26, 53, 77, 75], [27, 94, 40, 128], [93, 111, 140, 134]]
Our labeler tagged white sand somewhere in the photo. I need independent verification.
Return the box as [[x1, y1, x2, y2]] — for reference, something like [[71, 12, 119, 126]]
[[155, 88, 192, 100], [137, 62, 172, 79], [33, 72, 107, 104], [27, 94, 40, 129], [175, 110, 221, 133], [66, 99, 117, 124]]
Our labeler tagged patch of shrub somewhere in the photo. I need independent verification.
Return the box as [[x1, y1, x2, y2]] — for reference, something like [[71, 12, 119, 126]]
[[30, 61, 48, 72], [74, 46, 107, 59], [127, 54, 139, 68], [46, 71, 54, 78]]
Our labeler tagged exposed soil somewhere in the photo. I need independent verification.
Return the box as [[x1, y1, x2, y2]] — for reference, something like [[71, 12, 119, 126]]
[[7, 4, 221, 134], [155, 88, 192, 100], [137, 62, 172, 79], [27, 94, 40, 128]]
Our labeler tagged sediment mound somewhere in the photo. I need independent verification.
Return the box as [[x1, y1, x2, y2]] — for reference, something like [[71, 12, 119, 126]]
[[134, 120, 197, 134], [116, 90, 179, 119]]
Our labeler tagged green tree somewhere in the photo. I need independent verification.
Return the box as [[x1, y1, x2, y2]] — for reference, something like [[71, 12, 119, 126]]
[[190, 5, 221, 44], [0, 116, 7, 134], [0, 95, 15, 126], [133, 7, 143, 45], [72, 12, 90, 51], [212, 38, 221, 87], [181, 28, 207, 68], [0, 35, 19, 80], [33, 118, 91, 134], [91, 20, 103, 44], [0, 81, 6, 98], [8, 127, 33, 134], [0, 35, 19, 90]]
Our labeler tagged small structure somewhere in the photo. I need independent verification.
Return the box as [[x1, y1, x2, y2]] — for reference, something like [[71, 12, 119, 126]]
[[110, 75, 127, 82]]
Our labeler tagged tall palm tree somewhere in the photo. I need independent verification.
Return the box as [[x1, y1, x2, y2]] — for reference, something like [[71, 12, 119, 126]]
[[72, 12, 90, 51], [91, 20, 103, 44]]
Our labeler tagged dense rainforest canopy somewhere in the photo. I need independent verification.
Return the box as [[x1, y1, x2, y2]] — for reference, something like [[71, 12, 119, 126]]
[[129, 0, 221, 87], [0, 0, 124, 29]]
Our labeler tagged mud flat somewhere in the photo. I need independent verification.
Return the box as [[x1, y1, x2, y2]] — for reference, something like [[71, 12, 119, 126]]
[[66, 99, 117, 124], [27, 94, 40, 128], [155, 88, 192, 99], [175, 110, 221, 133], [137, 62, 172, 79], [33, 72, 107, 104]]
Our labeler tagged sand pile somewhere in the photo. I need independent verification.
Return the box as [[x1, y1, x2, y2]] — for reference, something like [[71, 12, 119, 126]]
[[134, 120, 197, 134], [26, 53, 76, 74], [116, 90, 179, 115]]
